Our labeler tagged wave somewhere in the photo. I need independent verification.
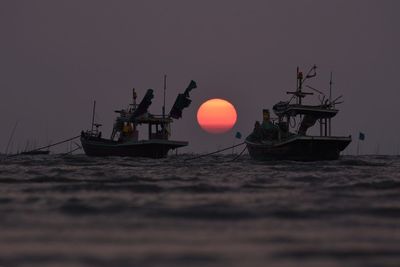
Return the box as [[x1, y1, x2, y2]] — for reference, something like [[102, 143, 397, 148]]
[[273, 248, 400, 260], [328, 180, 400, 190]]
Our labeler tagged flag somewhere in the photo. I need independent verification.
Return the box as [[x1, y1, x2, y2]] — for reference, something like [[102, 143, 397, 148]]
[[235, 132, 242, 139], [359, 132, 365, 141]]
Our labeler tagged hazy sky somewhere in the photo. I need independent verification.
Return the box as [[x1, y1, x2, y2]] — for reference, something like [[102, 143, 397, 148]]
[[1, 0, 399, 154]]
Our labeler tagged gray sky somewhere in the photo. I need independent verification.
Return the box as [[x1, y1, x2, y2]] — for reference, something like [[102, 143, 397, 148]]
[[1, 0, 399, 154]]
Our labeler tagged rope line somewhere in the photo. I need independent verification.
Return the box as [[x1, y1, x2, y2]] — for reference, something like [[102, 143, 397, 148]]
[[185, 142, 246, 161], [61, 145, 82, 156], [229, 145, 247, 162], [23, 135, 81, 153], [2, 134, 81, 160]]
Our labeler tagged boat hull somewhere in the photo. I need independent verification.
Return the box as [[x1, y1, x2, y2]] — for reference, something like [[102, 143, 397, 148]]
[[81, 137, 188, 158], [246, 136, 351, 161]]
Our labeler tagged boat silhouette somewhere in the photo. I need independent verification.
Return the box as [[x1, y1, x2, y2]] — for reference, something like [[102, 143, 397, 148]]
[[246, 66, 351, 161], [80, 79, 197, 158]]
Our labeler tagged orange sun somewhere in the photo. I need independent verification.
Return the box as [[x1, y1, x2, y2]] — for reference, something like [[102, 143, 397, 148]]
[[197, 98, 237, 134]]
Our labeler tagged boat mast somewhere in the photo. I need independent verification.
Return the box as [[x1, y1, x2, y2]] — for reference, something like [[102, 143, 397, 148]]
[[91, 100, 96, 133], [162, 75, 168, 139], [329, 72, 333, 136], [329, 72, 333, 104], [163, 74, 167, 119], [294, 66, 315, 104], [296, 67, 302, 104]]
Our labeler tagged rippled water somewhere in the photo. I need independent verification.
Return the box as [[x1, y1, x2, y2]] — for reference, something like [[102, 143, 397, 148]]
[[0, 154, 399, 267]]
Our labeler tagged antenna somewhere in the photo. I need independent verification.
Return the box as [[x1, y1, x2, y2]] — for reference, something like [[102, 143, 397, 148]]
[[163, 74, 167, 119]]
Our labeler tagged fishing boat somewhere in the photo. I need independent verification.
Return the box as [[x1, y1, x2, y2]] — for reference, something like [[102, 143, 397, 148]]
[[245, 65, 351, 161], [80, 78, 197, 158]]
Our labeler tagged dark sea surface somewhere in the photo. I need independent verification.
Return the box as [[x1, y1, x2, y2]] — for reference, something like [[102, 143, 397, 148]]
[[0, 154, 399, 267]]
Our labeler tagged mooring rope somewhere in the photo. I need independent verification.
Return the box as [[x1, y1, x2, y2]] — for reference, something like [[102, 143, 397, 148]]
[[2, 134, 81, 160], [23, 135, 81, 153], [61, 145, 82, 155], [185, 142, 246, 161], [229, 145, 247, 162]]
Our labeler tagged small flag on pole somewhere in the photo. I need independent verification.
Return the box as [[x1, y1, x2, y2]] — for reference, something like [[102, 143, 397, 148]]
[[359, 132, 365, 141], [235, 132, 242, 139]]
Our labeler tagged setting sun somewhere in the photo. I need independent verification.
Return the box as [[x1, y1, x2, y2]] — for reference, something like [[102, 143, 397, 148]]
[[197, 98, 237, 134]]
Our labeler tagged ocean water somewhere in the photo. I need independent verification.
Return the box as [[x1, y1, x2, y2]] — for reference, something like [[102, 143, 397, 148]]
[[0, 154, 399, 267]]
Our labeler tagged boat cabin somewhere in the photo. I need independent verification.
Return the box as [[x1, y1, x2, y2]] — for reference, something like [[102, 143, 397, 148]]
[[272, 65, 342, 137]]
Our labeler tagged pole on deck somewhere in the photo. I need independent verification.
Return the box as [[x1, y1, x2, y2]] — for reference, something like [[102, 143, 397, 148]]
[[163, 75, 167, 119], [91, 100, 96, 133]]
